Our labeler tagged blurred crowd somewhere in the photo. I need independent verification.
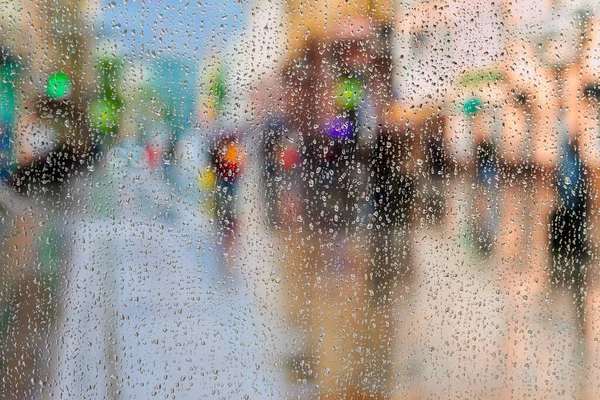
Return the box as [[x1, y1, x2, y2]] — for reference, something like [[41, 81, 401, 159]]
[[241, 0, 600, 398], [2, 0, 600, 399]]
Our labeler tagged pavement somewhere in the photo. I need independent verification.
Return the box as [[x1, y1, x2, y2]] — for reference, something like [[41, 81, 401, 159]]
[[37, 140, 590, 399]]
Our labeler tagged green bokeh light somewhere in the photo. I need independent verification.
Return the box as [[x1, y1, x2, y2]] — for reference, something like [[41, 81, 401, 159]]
[[462, 97, 482, 117], [89, 98, 122, 134], [335, 76, 364, 111], [46, 73, 71, 99]]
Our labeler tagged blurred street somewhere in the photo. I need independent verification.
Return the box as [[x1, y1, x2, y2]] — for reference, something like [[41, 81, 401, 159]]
[[0, 123, 589, 399], [3, 0, 600, 399]]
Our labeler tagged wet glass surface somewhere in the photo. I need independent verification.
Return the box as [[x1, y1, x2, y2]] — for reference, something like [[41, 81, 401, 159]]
[[2, 0, 600, 398]]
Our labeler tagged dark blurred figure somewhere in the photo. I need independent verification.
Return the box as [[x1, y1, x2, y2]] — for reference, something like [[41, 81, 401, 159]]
[[211, 134, 245, 243]]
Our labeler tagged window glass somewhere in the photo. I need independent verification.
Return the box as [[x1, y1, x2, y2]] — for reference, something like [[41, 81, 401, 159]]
[[2, 0, 600, 398]]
